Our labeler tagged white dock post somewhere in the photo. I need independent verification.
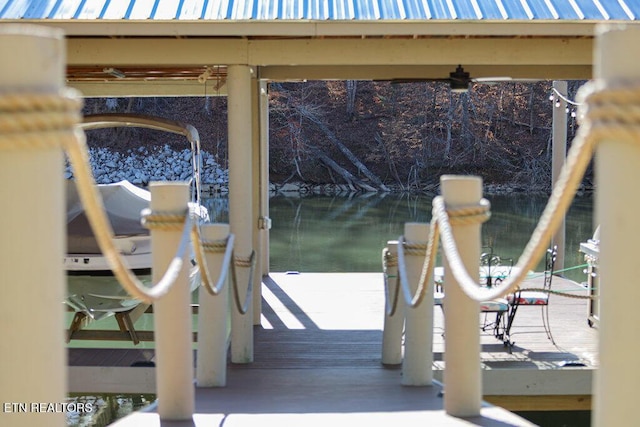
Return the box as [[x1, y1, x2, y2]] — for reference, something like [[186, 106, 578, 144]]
[[592, 25, 640, 427], [228, 64, 254, 363], [259, 80, 271, 278], [251, 77, 265, 325], [196, 224, 231, 387], [0, 25, 68, 426], [381, 241, 403, 365], [402, 223, 434, 385], [441, 175, 482, 416], [255, 79, 271, 326], [552, 80, 568, 271], [150, 182, 194, 420]]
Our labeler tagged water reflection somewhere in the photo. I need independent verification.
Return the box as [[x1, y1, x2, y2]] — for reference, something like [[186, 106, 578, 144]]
[[268, 193, 431, 273], [204, 192, 594, 283], [483, 193, 594, 281]]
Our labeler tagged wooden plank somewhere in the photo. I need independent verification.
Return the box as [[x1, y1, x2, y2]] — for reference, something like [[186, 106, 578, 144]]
[[69, 272, 597, 412], [484, 395, 592, 411], [68, 349, 155, 367], [67, 330, 198, 342], [110, 368, 536, 427]]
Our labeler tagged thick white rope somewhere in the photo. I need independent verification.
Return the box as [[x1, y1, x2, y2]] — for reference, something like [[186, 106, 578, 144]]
[[0, 90, 82, 151], [191, 231, 256, 314], [381, 247, 400, 316], [396, 222, 440, 308], [230, 251, 256, 314], [395, 200, 490, 307], [191, 233, 235, 296]]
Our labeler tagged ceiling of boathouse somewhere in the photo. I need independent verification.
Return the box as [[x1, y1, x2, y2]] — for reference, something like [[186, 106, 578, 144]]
[[1, 0, 639, 97]]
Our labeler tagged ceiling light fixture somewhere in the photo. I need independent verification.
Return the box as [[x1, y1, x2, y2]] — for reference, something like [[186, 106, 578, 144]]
[[449, 65, 470, 93]]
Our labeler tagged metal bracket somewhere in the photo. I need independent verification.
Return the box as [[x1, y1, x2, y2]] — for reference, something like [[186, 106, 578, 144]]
[[258, 216, 272, 230]]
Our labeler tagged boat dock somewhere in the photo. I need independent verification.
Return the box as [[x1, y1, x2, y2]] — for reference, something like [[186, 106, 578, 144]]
[[67, 271, 595, 425]]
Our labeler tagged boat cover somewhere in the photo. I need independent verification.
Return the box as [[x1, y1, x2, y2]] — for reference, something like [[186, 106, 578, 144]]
[[66, 180, 150, 254]]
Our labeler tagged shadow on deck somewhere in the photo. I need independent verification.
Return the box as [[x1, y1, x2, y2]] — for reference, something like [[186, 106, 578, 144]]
[[69, 272, 597, 426]]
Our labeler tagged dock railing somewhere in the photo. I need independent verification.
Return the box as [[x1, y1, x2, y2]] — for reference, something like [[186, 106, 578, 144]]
[[383, 24, 640, 427], [0, 24, 249, 424]]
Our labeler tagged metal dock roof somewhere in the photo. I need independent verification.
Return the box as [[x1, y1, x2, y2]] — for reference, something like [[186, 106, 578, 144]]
[[0, 0, 637, 21]]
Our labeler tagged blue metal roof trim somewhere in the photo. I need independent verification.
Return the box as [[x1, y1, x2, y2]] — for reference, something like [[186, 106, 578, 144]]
[[498, 0, 529, 20], [74, 1, 105, 20], [594, 4, 640, 20], [475, 1, 505, 20], [0, 0, 24, 19], [400, 0, 428, 19], [548, 0, 581, 20], [18, 2, 39, 19], [331, 0, 355, 20], [453, 0, 482, 20], [0, 0, 638, 21], [523, 0, 555, 20], [352, 0, 376, 20], [21, 0, 54, 19], [202, 0, 227, 20], [379, 0, 407, 20], [620, 0, 639, 19], [427, 0, 453, 19]]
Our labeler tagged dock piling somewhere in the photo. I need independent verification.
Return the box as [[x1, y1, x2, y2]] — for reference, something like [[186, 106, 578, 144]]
[[402, 223, 434, 386], [441, 175, 483, 417], [592, 24, 640, 427], [197, 224, 231, 387], [0, 24, 69, 427], [382, 241, 403, 365], [149, 182, 194, 420], [227, 65, 255, 363]]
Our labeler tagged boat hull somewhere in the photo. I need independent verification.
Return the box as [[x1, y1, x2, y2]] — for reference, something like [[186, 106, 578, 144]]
[[65, 180, 207, 321], [65, 251, 201, 321]]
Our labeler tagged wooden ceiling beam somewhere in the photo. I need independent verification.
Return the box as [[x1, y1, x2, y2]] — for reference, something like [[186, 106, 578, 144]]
[[67, 37, 592, 68], [65, 36, 594, 96]]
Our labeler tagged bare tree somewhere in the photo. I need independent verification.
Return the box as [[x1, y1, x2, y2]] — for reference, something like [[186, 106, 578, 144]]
[[297, 105, 389, 191], [346, 80, 358, 120]]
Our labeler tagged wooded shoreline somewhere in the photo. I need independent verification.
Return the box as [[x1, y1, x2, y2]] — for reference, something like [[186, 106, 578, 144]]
[[83, 80, 592, 194]]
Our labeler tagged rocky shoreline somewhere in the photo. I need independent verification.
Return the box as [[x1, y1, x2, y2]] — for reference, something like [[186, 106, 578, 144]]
[[65, 145, 228, 188], [67, 146, 592, 197]]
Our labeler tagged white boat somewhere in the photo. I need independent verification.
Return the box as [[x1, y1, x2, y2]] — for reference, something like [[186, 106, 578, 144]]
[[65, 114, 209, 322]]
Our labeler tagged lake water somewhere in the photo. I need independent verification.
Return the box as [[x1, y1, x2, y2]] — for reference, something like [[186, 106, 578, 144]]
[[67, 191, 595, 426], [236, 192, 596, 283]]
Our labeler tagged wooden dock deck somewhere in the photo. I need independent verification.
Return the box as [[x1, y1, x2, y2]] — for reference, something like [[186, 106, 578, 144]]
[[67, 272, 597, 425]]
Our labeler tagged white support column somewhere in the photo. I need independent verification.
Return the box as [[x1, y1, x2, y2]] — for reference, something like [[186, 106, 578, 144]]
[[228, 65, 254, 362], [402, 223, 434, 386], [259, 80, 271, 277], [196, 224, 231, 387], [552, 80, 568, 271], [381, 241, 403, 366], [150, 183, 194, 420], [0, 25, 68, 427], [250, 77, 263, 325], [593, 25, 640, 427], [441, 175, 482, 417]]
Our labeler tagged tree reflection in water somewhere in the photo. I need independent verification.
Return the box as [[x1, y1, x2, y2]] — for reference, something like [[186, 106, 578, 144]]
[[203, 192, 593, 282]]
